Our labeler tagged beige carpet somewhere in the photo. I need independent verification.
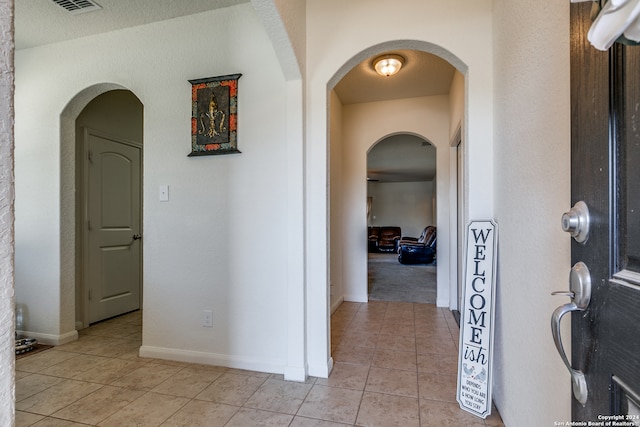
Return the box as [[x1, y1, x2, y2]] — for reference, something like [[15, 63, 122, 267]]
[[368, 252, 437, 304]]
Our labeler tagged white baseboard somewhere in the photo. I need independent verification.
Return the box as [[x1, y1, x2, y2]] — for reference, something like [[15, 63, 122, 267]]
[[139, 345, 286, 375], [436, 297, 449, 307], [343, 294, 368, 303], [330, 297, 344, 314], [307, 356, 333, 379], [18, 330, 78, 346], [283, 365, 307, 382]]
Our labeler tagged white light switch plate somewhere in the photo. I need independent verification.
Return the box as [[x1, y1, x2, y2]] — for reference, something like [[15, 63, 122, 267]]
[[159, 185, 169, 202]]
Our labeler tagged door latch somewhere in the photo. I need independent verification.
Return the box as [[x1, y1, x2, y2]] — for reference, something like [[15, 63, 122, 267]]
[[551, 261, 591, 405], [561, 201, 590, 243]]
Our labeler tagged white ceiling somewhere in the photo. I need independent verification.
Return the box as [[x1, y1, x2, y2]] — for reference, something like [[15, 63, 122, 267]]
[[15, 1, 454, 183], [15, 0, 249, 50], [367, 135, 436, 183]]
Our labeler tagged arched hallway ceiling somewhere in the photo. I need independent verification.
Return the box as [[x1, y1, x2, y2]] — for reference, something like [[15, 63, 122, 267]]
[[15, 0, 249, 49], [368, 135, 436, 183], [334, 49, 456, 105]]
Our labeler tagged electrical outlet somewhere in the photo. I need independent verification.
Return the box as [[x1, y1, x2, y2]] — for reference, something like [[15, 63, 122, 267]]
[[202, 310, 213, 327]]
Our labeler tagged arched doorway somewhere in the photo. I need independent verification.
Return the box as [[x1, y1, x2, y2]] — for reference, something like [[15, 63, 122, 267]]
[[327, 46, 463, 307], [323, 43, 466, 374], [366, 134, 438, 304], [60, 85, 143, 331]]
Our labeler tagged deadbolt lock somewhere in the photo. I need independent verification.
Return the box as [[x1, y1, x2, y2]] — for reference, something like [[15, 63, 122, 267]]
[[561, 201, 590, 244]]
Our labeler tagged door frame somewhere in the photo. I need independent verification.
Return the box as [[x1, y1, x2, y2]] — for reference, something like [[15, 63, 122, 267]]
[[451, 123, 464, 315], [79, 127, 143, 327]]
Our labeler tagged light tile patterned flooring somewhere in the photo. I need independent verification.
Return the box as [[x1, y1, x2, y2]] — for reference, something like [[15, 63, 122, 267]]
[[15, 303, 504, 426]]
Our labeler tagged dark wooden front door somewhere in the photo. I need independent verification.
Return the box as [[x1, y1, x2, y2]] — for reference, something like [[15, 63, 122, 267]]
[[569, 3, 640, 421]]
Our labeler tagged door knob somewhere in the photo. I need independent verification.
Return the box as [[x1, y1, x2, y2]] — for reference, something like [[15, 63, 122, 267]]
[[561, 201, 590, 243], [551, 261, 591, 405], [132, 234, 142, 240]]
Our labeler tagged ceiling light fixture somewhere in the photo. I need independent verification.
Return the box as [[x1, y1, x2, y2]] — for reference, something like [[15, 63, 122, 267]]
[[373, 54, 405, 77]]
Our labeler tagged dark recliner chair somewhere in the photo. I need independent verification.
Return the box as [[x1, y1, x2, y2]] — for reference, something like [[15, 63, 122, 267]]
[[368, 227, 380, 252], [398, 226, 436, 264], [399, 226, 432, 246], [377, 226, 402, 252]]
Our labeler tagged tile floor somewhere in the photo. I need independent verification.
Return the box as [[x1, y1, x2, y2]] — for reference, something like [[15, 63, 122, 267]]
[[15, 302, 504, 426]]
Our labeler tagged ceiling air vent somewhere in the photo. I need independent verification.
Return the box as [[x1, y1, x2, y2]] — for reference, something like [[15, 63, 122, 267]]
[[50, 0, 102, 15]]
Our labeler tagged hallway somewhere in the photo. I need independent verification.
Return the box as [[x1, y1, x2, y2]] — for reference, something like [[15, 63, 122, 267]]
[[15, 303, 503, 426], [330, 301, 502, 426]]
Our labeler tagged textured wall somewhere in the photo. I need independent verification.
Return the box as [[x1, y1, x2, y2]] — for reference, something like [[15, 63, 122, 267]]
[[0, 0, 15, 424], [15, 4, 291, 373], [492, 0, 572, 424], [251, 0, 305, 79]]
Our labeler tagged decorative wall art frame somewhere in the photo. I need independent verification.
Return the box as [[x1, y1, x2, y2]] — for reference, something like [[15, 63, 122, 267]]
[[188, 73, 242, 156]]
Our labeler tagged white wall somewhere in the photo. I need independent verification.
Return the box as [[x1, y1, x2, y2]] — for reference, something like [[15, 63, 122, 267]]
[[247, 0, 307, 380], [449, 70, 464, 140], [271, 0, 306, 77], [492, 0, 572, 425], [15, 4, 294, 374], [367, 181, 435, 237]]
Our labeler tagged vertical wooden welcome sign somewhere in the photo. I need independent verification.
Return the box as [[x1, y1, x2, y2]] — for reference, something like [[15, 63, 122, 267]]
[[457, 220, 498, 418]]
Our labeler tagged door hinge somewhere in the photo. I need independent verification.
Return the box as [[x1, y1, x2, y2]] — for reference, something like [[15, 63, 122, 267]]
[[88, 289, 92, 301], [87, 219, 92, 230], [87, 150, 93, 163]]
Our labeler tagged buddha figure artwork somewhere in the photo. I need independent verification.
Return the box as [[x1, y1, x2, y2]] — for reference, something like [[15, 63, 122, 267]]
[[200, 90, 226, 141]]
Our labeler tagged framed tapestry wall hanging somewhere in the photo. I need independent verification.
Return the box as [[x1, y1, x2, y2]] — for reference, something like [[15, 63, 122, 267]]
[[188, 73, 241, 156]]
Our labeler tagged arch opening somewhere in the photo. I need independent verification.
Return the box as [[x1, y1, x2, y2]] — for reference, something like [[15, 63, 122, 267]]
[[60, 84, 144, 332], [326, 41, 466, 366], [367, 133, 438, 302]]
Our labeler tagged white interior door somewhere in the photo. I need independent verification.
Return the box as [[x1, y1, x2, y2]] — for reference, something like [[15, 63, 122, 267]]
[[86, 129, 141, 324]]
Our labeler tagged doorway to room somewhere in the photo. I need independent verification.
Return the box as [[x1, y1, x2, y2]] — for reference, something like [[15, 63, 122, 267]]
[[317, 40, 469, 386], [74, 89, 144, 329], [366, 134, 438, 304], [327, 46, 462, 313]]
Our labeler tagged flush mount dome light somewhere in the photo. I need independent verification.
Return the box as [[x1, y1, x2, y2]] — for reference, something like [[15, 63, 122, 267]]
[[373, 54, 405, 77]]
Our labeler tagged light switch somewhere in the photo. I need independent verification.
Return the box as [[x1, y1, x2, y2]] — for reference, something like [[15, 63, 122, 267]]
[[159, 185, 169, 202]]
